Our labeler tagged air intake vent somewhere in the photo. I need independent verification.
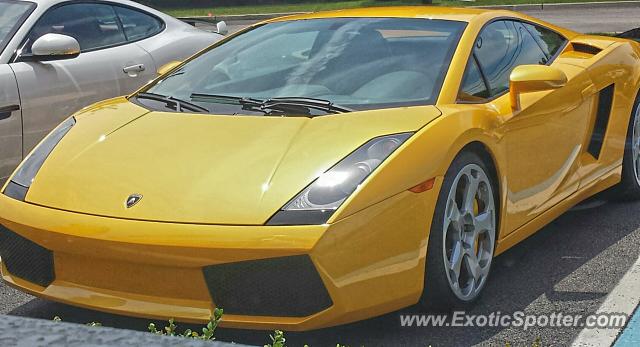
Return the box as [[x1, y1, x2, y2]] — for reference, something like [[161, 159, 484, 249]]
[[572, 43, 602, 56], [203, 255, 332, 317], [587, 84, 615, 159], [0, 225, 55, 287]]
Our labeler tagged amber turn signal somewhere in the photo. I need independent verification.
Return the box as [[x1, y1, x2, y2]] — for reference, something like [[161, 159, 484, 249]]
[[409, 178, 436, 193]]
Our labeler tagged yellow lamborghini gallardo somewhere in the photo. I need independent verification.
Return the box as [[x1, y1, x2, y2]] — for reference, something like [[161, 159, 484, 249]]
[[2, 6, 640, 331]]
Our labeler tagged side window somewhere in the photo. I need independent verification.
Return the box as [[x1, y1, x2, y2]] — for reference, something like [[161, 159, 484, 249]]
[[113, 6, 164, 42], [458, 57, 490, 102], [473, 20, 547, 96], [522, 22, 567, 59], [26, 3, 126, 53]]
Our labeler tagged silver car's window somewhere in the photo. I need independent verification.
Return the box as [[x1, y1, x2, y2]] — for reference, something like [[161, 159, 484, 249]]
[[146, 18, 466, 111], [0, 0, 34, 54], [114, 6, 164, 42], [25, 3, 126, 53]]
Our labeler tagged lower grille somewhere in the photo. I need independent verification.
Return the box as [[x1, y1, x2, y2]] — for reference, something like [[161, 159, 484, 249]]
[[203, 255, 332, 317], [0, 225, 54, 287]]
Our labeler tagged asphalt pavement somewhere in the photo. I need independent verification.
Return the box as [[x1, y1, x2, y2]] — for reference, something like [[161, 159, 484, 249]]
[[523, 5, 640, 33]]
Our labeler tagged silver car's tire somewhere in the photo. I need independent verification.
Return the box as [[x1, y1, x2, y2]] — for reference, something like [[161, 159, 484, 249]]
[[608, 94, 640, 201], [420, 150, 497, 309]]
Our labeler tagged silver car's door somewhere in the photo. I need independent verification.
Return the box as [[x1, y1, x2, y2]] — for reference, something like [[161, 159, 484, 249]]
[[9, 2, 156, 152], [0, 65, 22, 183]]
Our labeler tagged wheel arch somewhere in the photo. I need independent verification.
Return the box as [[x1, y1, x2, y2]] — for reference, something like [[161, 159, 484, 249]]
[[454, 140, 504, 241]]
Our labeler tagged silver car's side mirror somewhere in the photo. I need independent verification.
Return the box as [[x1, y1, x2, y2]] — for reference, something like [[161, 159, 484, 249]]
[[31, 33, 80, 60], [216, 21, 228, 36]]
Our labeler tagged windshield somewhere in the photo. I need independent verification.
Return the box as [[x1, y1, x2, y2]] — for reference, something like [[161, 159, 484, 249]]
[[145, 18, 466, 113], [0, 1, 34, 55]]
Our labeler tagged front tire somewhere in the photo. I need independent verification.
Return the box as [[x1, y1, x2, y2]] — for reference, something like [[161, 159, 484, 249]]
[[420, 151, 497, 310], [608, 95, 640, 201]]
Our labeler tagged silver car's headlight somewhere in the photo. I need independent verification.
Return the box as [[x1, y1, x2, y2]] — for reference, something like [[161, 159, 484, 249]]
[[267, 132, 413, 225], [3, 117, 76, 201]]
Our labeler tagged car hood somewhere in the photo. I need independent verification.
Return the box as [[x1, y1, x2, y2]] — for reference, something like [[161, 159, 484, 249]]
[[26, 98, 441, 225]]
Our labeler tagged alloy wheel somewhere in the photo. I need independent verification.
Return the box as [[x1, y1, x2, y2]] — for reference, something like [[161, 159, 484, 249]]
[[442, 163, 496, 301]]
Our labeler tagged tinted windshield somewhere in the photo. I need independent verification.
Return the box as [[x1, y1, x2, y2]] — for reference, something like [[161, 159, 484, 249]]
[[146, 18, 466, 112], [0, 1, 34, 54]]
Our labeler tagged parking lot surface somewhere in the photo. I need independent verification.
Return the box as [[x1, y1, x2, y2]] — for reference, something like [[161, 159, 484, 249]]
[[525, 5, 640, 33]]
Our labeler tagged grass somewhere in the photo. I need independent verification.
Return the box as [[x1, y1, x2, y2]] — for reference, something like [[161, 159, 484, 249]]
[[158, 0, 624, 17]]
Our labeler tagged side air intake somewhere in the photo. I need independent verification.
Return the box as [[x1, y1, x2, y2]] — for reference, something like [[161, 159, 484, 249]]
[[572, 42, 602, 56], [587, 84, 615, 159]]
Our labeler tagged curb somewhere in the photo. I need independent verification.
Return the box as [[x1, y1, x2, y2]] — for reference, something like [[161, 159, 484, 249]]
[[0, 314, 252, 347], [179, 12, 307, 23], [178, 0, 640, 22]]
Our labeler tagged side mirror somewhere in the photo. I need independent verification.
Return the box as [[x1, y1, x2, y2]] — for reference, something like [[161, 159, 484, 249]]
[[216, 21, 228, 36], [157, 60, 182, 75], [509, 65, 567, 110], [31, 33, 80, 60]]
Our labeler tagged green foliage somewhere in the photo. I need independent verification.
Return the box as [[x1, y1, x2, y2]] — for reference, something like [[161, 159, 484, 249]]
[[152, 0, 625, 17], [52, 316, 100, 327], [265, 330, 286, 347], [148, 308, 224, 340]]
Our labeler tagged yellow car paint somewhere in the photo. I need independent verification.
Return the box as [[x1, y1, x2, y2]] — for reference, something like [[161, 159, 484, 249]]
[[1, 6, 640, 330]]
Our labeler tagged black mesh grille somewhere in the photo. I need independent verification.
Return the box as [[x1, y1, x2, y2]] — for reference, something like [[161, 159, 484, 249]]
[[203, 255, 332, 317], [0, 224, 54, 287]]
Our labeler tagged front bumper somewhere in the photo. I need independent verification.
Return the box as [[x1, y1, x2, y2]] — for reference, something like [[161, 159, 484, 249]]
[[0, 180, 440, 331]]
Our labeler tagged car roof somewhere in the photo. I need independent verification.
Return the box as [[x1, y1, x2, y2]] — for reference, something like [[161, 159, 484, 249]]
[[268, 6, 497, 23], [266, 6, 578, 39]]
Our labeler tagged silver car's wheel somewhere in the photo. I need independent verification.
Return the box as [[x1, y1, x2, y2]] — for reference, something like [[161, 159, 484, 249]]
[[632, 106, 640, 186], [442, 163, 496, 301]]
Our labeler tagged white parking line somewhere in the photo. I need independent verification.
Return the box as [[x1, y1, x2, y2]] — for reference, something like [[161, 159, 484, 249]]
[[572, 253, 640, 346]]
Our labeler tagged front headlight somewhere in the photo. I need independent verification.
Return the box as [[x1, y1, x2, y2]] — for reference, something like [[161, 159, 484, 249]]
[[267, 132, 413, 225], [3, 117, 76, 201]]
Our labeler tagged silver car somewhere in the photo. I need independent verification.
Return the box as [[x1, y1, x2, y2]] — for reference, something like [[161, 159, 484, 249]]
[[0, 0, 223, 181]]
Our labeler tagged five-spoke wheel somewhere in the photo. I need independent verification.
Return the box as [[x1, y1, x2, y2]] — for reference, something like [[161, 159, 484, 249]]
[[421, 150, 497, 309], [442, 163, 495, 301]]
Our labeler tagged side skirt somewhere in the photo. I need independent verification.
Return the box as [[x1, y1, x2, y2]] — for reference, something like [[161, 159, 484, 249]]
[[495, 165, 621, 255]]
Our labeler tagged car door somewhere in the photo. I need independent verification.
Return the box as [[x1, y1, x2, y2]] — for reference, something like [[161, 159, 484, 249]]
[[458, 20, 595, 235], [9, 2, 156, 152], [0, 65, 22, 183]]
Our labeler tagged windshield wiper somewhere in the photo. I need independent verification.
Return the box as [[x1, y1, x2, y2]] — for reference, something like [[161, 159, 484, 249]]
[[263, 97, 354, 114], [136, 92, 209, 113], [190, 93, 264, 108], [190, 93, 353, 116]]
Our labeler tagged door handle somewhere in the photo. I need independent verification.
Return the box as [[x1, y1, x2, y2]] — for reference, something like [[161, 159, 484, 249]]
[[123, 64, 145, 76], [0, 104, 19, 120]]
